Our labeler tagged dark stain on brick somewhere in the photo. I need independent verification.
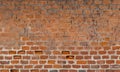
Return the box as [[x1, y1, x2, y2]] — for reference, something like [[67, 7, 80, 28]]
[[50, 70, 58, 72], [66, 55, 74, 59], [79, 70, 86, 72], [10, 69, 19, 72]]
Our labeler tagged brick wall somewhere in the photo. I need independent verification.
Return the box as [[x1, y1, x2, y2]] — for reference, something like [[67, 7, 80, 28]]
[[0, 0, 120, 72]]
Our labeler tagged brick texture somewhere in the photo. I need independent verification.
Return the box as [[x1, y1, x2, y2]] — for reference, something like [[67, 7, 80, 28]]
[[0, 0, 120, 72]]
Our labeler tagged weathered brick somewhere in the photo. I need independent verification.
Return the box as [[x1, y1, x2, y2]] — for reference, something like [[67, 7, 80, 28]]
[[1, 70, 9, 72], [66, 55, 74, 59], [9, 51, 16, 54], [79, 70, 86, 72], [50, 70, 58, 72], [62, 51, 70, 54], [77, 60, 87, 64], [14, 55, 21, 59], [10, 69, 19, 72], [35, 51, 43, 55]]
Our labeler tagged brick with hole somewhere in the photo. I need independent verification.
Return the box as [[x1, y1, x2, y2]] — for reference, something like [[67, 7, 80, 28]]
[[35, 51, 43, 55]]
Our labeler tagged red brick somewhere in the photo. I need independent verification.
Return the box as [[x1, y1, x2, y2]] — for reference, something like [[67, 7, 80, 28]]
[[53, 65, 62, 68], [1, 70, 9, 72], [18, 50, 25, 54], [101, 65, 109, 68], [22, 46, 29, 50], [76, 56, 83, 59], [40, 55, 48, 59], [69, 70, 77, 72], [34, 65, 42, 68], [106, 60, 114, 64], [99, 51, 106, 54], [88, 60, 96, 64], [21, 70, 29, 72], [30, 60, 38, 64], [112, 46, 120, 50], [72, 65, 80, 68], [60, 70, 68, 72], [14, 55, 21, 59], [44, 65, 52, 68]]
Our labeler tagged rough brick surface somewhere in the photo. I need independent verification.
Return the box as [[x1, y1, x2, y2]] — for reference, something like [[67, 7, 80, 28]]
[[0, 0, 120, 72]]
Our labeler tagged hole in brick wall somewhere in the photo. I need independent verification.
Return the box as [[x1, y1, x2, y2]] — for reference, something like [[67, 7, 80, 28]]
[[66, 55, 74, 59], [10, 69, 19, 72], [35, 51, 43, 54]]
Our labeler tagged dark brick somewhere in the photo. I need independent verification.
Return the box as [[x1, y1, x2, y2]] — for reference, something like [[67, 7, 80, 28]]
[[10, 69, 19, 72], [50, 70, 58, 72], [79, 70, 86, 72]]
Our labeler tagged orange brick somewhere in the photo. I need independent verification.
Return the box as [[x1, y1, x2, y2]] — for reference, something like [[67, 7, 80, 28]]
[[5, 65, 13, 68], [21, 37, 29, 41], [77, 60, 87, 64], [26, 41, 33, 45], [22, 46, 29, 50], [62, 51, 70, 54], [18, 50, 25, 54], [112, 0, 120, 4], [39, 60, 46, 64], [103, 0, 111, 4], [24, 65, 33, 68], [100, 42, 108, 46], [40, 55, 48, 59], [34, 65, 42, 68], [112, 46, 120, 50], [53, 51, 60, 54], [48, 60, 55, 64], [53, 64, 62, 68], [31, 69, 39, 72], [30, 60, 38, 64], [11, 60, 19, 64], [39, 46, 47, 50], [116, 60, 120, 64], [9, 51, 16, 54], [1, 70, 9, 72], [103, 46, 111, 50]]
